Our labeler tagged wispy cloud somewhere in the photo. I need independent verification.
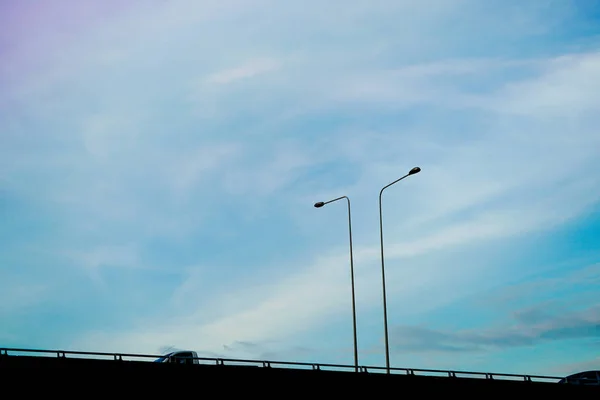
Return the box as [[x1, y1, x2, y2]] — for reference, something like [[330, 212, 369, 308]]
[[389, 304, 600, 354], [205, 58, 282, 85], [1, 0, 599, 374]]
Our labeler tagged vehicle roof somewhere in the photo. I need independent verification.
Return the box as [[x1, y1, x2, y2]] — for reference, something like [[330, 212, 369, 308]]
[[153, 350, 196, 362], [565, 370, 600, 377], [163, 350, 195, 356]]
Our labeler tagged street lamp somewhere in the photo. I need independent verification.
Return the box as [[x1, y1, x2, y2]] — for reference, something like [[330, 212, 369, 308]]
[[314, 196, 359, 372], [379, 166, 421, 373]]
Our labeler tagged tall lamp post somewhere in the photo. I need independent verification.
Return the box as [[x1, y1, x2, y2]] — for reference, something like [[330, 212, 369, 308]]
[[379, 166, 421, 374], [314, 196, 359, 372]]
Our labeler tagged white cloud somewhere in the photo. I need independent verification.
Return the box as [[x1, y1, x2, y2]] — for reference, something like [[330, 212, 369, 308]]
[[2, 0, 599, 372], [491, 52, 600, 115], [70, 183, 599, 355], [205, 58, 282, 85], [66, 47, 600, 356]]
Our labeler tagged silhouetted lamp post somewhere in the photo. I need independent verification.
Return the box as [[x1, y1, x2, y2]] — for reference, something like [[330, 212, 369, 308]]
[[379, 166, 421, 374], [314, 196, 359, 372]]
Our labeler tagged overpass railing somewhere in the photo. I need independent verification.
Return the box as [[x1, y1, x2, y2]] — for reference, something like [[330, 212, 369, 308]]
[[0, 347, 562, 383]]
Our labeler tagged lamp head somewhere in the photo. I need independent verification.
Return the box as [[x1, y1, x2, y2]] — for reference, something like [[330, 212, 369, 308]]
[[314, 202, 325, 208], [409, 167, 421, 175]]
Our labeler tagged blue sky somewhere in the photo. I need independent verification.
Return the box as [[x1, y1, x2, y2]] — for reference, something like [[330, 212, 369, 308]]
[[1, 0, 600, 376]]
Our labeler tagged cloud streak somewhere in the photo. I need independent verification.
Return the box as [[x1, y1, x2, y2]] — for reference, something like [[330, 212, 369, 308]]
[[205, 58, 283, 85], [390, 304, 600, 354]]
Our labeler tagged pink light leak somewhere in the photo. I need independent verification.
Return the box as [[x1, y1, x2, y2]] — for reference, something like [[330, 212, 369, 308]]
[[0, 0, 145, 87], [0, 1, 145, 64]]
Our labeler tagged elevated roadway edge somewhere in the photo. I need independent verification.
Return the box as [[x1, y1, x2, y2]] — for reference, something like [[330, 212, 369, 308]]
[[1, 353, 598, 396]]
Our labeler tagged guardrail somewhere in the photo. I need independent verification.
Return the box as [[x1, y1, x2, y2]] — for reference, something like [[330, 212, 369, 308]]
[[0, 347, 562, 383]]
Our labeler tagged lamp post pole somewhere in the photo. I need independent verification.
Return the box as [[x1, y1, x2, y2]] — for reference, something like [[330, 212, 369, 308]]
[[379, 166, 421, 374], [314, 196, 359, 372]]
